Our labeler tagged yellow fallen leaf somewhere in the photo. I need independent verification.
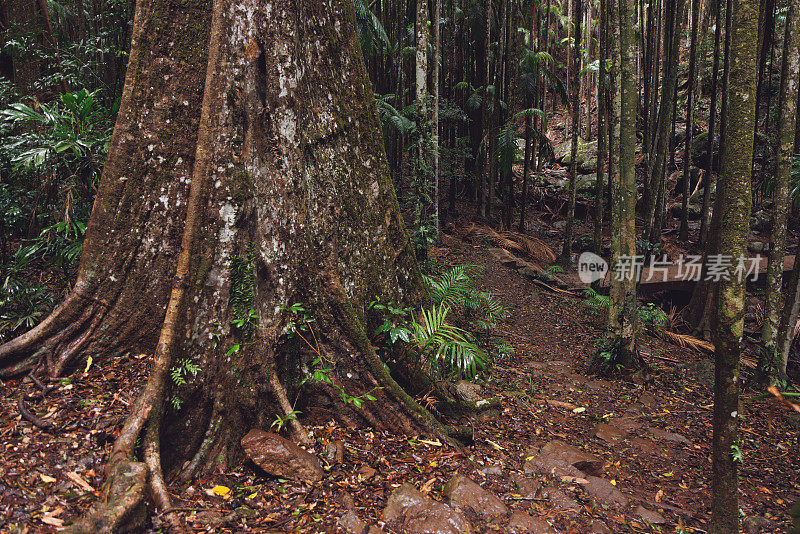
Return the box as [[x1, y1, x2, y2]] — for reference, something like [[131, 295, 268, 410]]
[[662, 471, 674, 477], [429, 461, 438, 467], [211, 485, 231, 497], [610, 479, 617, 486], [246, 492, 258, 499], [418, 439, 442, 447], [40, 474, 57, 484], [486, 439, 506, 451]]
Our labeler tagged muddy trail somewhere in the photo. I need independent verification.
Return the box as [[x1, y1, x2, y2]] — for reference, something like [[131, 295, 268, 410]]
[[1, 228, 798, 533]]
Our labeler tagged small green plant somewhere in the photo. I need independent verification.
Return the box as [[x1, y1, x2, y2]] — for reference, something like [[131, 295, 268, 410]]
[[582, 288, 610, 317], [169, 358, 200, 410], [731, 444, 743, 463], [547, 265, 565, 274], [369, 297, 413, 344], [270, 410, 302, 433], [423, 264, 506, 333], [638, 302, 668, 329], [410, 304, 487, 379], [283, 303, 382, 409]]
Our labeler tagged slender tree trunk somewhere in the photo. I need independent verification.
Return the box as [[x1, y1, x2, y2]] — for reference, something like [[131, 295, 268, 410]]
[[644, 0, 686, 243], [757, 0, 800, 385], [560, 0, 582, 266], [415, 0, 431, 239], [710, 0, 757, 527], [594, 0, 639, 371], [433, 0, 441, 237], [593, 0, 608, 255], [700, 0, 723, 245], [680, 0, 701, 240]]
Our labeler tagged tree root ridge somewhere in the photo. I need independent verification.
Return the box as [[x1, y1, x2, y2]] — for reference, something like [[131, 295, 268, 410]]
[[64, 460, 149, 534]]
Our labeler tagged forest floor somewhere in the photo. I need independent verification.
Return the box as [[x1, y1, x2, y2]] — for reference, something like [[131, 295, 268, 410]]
[[1, 207, 798, 533]]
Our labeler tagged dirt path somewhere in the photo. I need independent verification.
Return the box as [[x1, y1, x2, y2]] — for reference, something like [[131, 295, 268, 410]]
[[0, 232, 797, 533]]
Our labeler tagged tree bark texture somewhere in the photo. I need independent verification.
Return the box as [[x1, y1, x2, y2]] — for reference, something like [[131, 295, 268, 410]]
[[710, 0, 757, 526], [2, 0, 460, 506]]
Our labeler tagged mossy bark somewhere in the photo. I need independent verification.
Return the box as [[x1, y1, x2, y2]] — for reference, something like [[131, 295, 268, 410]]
[[597, 0, 639, 372], [6, 0, 465, 530], [709, 0, 757, 527]]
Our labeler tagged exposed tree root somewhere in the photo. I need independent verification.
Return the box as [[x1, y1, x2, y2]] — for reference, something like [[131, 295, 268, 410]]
[[268, 359, 312, 446], [17, 394, 57, 433], [64, 460, 149, 534], [178, 387, 223, 484], [322, 270, 462, 447]]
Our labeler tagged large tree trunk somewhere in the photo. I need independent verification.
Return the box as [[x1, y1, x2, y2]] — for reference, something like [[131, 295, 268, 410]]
[[710, 0, 757, 526], [3, 0, 468, 529]]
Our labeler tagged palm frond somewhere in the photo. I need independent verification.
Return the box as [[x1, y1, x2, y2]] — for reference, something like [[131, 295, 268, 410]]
[[411, 304, 487, 379], [466, 224, 556, 263]]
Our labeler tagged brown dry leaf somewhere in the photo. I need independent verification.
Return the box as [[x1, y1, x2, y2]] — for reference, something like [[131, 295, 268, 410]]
[[420, 477, 436, 493], [546, 399, 578, 411], [65, 471, 95, 492], [40, 515, 64, 527]]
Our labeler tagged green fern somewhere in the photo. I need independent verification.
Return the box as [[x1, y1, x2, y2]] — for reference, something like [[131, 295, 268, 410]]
[[582, 288, 610, 317], [424, 265, 506, 332], [410, 304, 487, 379]]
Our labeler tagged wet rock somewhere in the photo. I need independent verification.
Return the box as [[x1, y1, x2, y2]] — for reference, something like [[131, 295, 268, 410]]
[[580, 476, 629, 509], [358, 466, 377, 480], [552, 220, 567, 230], [326, 440, 345, 463], [336, 491, 356, 509], [748, 241, 765, 253], [743, 516, 774, 533], [590, 520, 612, 533], [241, 430, 323, 483], [637, 391, 659, 409], [606, 417, 641, 433], [383, 484, 472, 534], [511, 474, 541, 499], [592, 423, 626, 443], [506, 510, 556, 534], [455, 380, 483, 402], [635, 505, 666, 524], [647, 427, 692, 445], [670, 203, 702, 220], [383, 483, 472, 534], [575, 174, 598, 195], [534, 440, 604, 476], [540, 487, 582, 513], [338, 510, 367, 533], [629, 437, 658, 454], [585, 380, 612, 393], [481, 464, 503, 477], [557, 138, 598, 172], [443, 474, 508, 516]]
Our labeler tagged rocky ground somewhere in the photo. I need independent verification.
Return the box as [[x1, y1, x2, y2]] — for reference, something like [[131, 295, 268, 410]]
[[1, 225, 798, 533]]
